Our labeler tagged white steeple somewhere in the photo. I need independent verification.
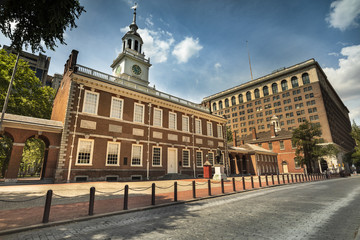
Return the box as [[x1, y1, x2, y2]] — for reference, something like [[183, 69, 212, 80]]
[[110, 4, 151, 86]]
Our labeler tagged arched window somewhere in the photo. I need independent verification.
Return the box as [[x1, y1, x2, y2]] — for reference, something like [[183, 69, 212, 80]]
[[302, 73, 310, 85], [135, 40, 139, 51], [225, 99, 229, 108], [127, 39, 132, 49], [263, 86, 269, 96], [281, 80, 288, 91], [291, 77, 299, 88], [246, 91, 252, 101], [238, 94, 243, 103], [219, 101, 223, 109], [272, 83, 278, 94], [212, 103, 217, 111], [254, 88, 260, 99], [231, 96, 236, 105]]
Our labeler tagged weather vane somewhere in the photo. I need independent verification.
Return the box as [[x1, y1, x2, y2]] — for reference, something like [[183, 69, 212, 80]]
[[131, 3, 137, 10]]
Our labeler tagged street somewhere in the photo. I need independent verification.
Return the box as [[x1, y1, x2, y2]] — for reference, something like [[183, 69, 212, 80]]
[[3, 176, 360, 240]]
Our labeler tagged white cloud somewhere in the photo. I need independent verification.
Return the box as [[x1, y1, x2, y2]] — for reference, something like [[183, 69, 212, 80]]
[[172, 37, 203, 63], [328, 52, 339, 56], [323, 44, 360, 122], [145, 15, 154, 27], [214, 62, 222, 69], [326, 0, 360, 31], [119, 26, 174, 63]]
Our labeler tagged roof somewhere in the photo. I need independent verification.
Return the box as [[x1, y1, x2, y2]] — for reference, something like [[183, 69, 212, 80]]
[[2, 113, 63, 133], [228, 143, 277, 155], [240, 128, 293, 143]]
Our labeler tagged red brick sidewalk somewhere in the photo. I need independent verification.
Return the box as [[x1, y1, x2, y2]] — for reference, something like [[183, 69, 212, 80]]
[[0, 175, 320, 233]]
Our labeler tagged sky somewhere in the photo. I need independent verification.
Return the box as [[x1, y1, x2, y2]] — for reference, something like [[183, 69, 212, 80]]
[[1, 0, 360, 123]]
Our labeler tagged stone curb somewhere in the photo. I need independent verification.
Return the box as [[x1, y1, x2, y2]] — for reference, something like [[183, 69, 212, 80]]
[[0, 178, 328, 236]]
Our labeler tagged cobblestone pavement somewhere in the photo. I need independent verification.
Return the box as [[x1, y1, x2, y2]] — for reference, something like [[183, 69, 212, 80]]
[[3, 176, 360, 240]]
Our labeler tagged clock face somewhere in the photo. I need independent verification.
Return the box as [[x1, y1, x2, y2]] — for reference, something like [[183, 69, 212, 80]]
[[132, 64, 142, 75]]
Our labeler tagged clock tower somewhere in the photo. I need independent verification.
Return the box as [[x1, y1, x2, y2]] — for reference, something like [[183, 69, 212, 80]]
[[110, 4, 151, 86]]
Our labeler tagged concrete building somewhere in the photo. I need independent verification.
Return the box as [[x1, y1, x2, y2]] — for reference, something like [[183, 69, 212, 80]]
[[202, 59, 355, 171], [3, 45, 51, 85]]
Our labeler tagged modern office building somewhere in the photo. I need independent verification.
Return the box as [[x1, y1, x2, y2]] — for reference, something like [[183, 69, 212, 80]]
[[202, 59, 355, 170], [3, 45, 51, 85]]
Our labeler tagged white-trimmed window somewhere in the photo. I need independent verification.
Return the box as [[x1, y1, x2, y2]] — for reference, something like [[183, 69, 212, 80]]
[[153, 108, 163, 127], [106, 142, 120, 166], [134, 103, 144, 123], [182, 149, 190, 167], [131, 144, 143, 166], [217, 124, 223, 138], [208, 152, 214, 166], [182, 116, 189, 132], [196, 151, 203, 167], [76, 139, 94, 165], [110, 97, 124, 119], [83, 90, 99, 114], [195, 119, 202, 135], [207, 122, 213, 137], [152, 146, 162, 166], [169, 112, 177, 129]]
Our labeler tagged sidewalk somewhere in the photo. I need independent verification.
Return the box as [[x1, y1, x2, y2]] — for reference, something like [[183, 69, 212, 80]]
[[0, 175, 316, 234]]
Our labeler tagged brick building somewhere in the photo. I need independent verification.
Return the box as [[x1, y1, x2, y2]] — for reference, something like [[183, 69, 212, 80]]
[[50, 8, 227, 182], [202, 59, 355, 170]]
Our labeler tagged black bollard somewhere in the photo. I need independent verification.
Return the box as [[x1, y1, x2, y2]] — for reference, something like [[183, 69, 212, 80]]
[[242, 176, 246, 190], [271, 174, 275, 185], [251, 176, 254, 188], [277, 174, 280, 185], [174, 182, 177, 202], [232, 178, 236, 192], [89, 187, 95, 216], [265, 174, 269, 186], [282, 174, 285, 184], [258, 175, 262, 187], [221, 179, 225, 194], [192, 180, 196, 198], [42, 190, 53, 223], [123, 185, 129, 210], [151, 183, 155, 205], [208, 179, 212, 196], [291, 174, 294, 183]]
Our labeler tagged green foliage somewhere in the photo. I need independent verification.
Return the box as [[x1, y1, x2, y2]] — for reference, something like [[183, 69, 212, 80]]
[[0, 135, 12, 177], [226, 126, 233, 143], [0, 0, 85, 52], [18, 138, 45, 177], [0, 49, 55, 118], [292, 121, 338, 173], [351, 121, 360, 165]]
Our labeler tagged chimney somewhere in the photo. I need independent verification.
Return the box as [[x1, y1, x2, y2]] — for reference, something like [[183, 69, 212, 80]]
[[252, 128, 257, 140], [64, 49, 79, 75], [232, 131, 237, 147], [270, 123, 276, 138]]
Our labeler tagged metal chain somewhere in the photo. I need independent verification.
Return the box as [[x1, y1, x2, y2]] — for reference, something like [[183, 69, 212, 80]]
[[177, 183, 193, 187], [96, 188, 124, 194], [53, 193, 79, 199], [0, 195, 44, 202], [155, 184, 174, 190], [128, 186, 152, 191]]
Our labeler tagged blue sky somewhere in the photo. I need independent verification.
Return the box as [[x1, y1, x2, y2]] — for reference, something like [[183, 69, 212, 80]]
[[1, 0, 360, 123]]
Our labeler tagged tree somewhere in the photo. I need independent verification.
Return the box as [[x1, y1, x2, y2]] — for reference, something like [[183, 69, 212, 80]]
[[19, 138, 45, 177], [350, 121, 360, 166], [0, 49, 55, 176], [0, 0, 85, 130], [0, 49, 55, 119], [292, 121, 338, 173], [0, 0, 85, 52], [226, 126, 233, 143]]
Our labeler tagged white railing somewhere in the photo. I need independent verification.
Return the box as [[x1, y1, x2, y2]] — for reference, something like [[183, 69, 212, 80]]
[[75, 64, 210, 113]]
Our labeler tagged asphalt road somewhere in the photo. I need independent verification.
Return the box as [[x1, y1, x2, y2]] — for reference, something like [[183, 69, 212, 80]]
[[3, 176, 360, 240]]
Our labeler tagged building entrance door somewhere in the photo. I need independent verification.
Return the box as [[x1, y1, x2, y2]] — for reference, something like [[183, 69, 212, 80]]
[[282, 162, 289, 173], [167, 148, 178, 174]]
